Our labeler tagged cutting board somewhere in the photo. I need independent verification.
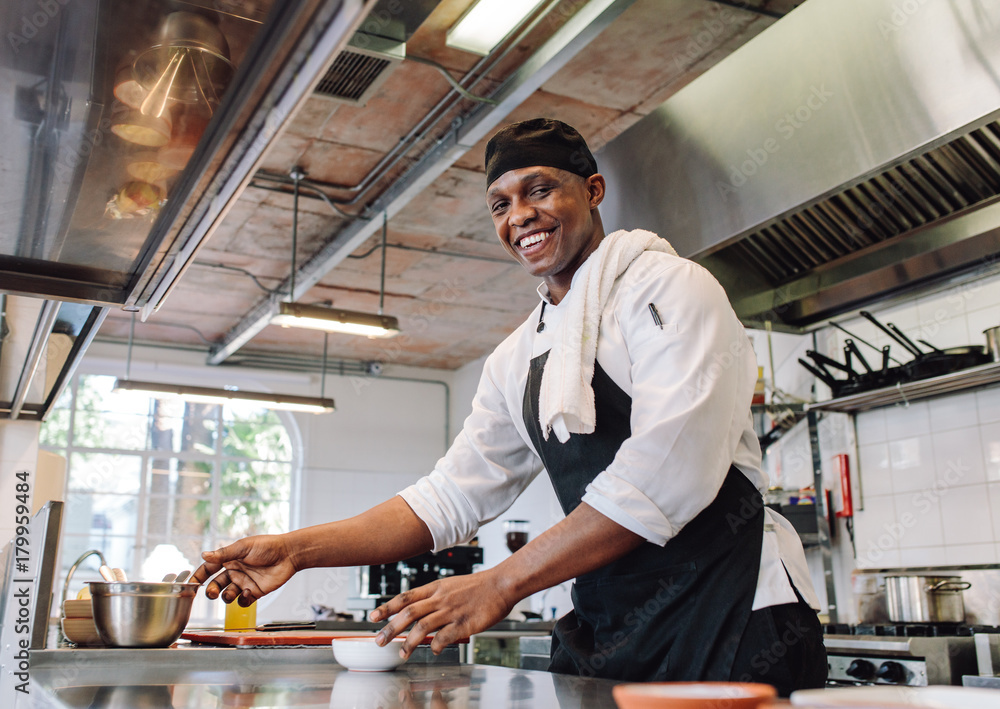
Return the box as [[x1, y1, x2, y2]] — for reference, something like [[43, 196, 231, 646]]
[[181, 629, 382, 646], [180, 629, 460, 646]]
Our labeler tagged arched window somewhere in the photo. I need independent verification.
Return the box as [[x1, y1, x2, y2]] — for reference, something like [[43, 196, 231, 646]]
[[40, 373, 297, 624]]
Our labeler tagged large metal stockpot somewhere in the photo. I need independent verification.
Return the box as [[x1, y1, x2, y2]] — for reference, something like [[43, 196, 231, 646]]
[[884, 575, 971, 624]]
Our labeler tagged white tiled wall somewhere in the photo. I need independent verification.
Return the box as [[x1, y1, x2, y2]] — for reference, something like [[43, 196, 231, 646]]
[[853, 388, 1000, 569], [822, 270, 1000, 570]]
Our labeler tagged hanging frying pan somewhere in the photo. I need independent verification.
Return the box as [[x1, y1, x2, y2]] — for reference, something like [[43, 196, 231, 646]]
[[860, 311, 989, 381]]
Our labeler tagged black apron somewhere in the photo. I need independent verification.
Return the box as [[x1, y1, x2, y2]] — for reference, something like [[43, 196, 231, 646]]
[[522, 350, 765, 682]]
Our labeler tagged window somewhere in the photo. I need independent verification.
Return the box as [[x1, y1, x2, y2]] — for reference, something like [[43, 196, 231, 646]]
[[41, 373, 297, 623]]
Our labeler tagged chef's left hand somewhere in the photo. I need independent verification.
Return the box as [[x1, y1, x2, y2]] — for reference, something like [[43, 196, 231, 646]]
[[370, 568, 514, 658]]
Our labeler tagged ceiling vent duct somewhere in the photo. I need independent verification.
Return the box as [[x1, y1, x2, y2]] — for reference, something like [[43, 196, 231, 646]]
[[313, 32, 405, 105]]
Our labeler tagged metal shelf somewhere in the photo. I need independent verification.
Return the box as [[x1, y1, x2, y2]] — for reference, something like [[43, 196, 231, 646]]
[[806, 361, 1000, 413]]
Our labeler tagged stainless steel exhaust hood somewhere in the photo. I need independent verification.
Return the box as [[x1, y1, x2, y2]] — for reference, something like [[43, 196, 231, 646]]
[[599, 0, 1000, 330]]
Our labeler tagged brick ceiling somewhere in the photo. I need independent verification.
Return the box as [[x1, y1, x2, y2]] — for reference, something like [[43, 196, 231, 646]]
[[98, 0, 803, 370]]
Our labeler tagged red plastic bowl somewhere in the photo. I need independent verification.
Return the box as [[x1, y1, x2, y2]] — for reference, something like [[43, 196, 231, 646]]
[[612, 682, 778, 709]]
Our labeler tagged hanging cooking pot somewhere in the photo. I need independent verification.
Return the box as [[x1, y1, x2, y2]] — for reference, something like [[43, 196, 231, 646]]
[[884, 575, 971, 623]]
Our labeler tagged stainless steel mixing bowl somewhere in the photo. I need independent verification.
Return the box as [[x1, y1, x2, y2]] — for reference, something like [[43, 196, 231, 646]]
[[89, 581, 199, 648]]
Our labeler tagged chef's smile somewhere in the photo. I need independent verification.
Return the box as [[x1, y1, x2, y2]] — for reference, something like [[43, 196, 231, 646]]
[[515, 228, 554, 252]]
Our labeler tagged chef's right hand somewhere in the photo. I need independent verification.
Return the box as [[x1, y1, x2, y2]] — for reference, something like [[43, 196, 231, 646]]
[[192, 535, 298, 606]]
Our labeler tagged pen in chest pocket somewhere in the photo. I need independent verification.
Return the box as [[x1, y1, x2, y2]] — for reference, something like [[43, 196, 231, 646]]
[[647, 302, 663, 329]]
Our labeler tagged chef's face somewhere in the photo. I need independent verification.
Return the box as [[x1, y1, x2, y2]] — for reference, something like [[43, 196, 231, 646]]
[[487, 166, 605, 303]]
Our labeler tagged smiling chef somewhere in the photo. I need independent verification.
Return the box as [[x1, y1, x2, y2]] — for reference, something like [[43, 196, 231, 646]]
[[193, 118, 827, 696]]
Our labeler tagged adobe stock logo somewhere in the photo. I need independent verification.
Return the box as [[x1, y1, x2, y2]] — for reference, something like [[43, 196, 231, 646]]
[[716, 84, 834, 200]]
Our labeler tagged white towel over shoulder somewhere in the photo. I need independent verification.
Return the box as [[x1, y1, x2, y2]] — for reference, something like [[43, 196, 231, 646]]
[[539, 228, 677, 442]]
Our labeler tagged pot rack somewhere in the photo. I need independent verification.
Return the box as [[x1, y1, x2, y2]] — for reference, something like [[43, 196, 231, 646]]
[[807, 360, 1000, 413]]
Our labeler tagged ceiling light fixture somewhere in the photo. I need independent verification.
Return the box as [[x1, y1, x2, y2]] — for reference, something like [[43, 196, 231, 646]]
[[272, 302, 399, 337], [270, 169, 400, 338], [113, 313, 335, 413], [113, 379, 335, 413], [446, 0, 546, 55]]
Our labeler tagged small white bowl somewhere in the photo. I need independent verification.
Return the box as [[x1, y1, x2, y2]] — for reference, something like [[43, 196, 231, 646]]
[[332, 637, 408, 672]]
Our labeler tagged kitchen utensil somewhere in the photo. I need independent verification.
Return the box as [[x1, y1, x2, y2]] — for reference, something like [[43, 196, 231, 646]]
[[611, 682, 776, 709], [806, 349, 852, 374], [798, 358, 840, 391], [332, 637, 408, 672], [884, 574, 971, 623], [89, 581, 199, 647], [174, 570, 191, 582], [886, 322, 924, 357], [140, 49, 185, 118], [845, 339, 872, 374], [917, 339, 986, 357], [161, 573, 177, 582], [133, 12, 233, 110], [984, 326, 1000, 362], [98, 565, 116, 582], [860, 311, 919, 357], [859, 311, 990, 380], [112, 567, 128, 582], [829, 321, 904, 365]]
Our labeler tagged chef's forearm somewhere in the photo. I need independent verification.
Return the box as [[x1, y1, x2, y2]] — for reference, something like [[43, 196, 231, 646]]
[[286, 496, 434, 571], [491, 502, 645, 604]]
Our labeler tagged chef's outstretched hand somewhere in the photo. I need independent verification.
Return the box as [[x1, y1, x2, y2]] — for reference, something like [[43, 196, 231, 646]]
[[370, 568, 514, 659], [192, 535, 298, 606]]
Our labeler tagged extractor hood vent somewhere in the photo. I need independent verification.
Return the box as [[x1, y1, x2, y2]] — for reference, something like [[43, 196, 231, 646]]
[[598, 0, 1000, 330], [732, 122, 1000, 286], [313, 33, 404, 105]]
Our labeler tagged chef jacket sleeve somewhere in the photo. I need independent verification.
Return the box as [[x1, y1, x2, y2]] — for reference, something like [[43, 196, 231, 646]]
[[398, 348, 543, 552], [581, 257, 759, 545]]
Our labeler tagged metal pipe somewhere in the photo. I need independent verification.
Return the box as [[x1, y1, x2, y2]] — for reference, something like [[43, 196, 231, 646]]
[[62, 549, 108, 605], [10, 300, 60, 420], [208, 0, 637, 366], [248, 0, 565, 207], [379, 212, 387, 315], [290, 168, 304, 301], [380, 375, 451, 452]]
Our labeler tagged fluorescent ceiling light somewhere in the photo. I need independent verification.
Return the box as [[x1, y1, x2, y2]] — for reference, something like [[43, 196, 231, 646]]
[[272, 302, 400, 338], [113, 379, 335, 414], [446, 0, 546, 55]]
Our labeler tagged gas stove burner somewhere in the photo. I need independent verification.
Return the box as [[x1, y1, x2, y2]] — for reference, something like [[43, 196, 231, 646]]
[[822, 624, 995, 686], [824, 623, 1000, 638]]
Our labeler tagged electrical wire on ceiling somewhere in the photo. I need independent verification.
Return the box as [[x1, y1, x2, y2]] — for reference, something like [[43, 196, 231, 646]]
[[248, 177, 361, 219], [406, 55, 498, 104], [249, 0, 564, 212], [193, 260, 282, 294], [106, 318, 217, 346], [705, 0, 787, 19], [346, 240, 512, 264]]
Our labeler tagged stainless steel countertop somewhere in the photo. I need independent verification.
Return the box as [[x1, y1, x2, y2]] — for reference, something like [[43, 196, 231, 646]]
[[16, 645, 619, 708]]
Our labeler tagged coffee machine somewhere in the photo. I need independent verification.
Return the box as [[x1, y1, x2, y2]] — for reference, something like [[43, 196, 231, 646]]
[[346, 543, 484, 613]]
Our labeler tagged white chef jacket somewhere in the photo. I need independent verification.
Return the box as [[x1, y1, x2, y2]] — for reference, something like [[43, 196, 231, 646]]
[[399, 251, 820, 611]]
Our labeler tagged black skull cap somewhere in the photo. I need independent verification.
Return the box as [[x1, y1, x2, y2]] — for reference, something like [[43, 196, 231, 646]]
[[485, 118, 598, 189]]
